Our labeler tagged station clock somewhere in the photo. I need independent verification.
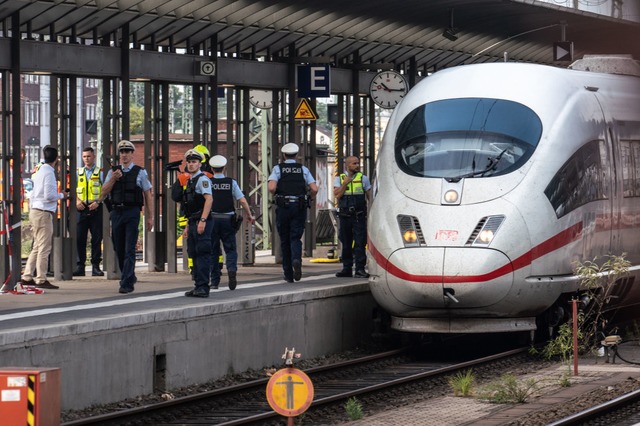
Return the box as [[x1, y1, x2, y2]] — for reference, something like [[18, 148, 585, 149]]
[[369, 70, 408, 109], [249, 89, 274, 109]]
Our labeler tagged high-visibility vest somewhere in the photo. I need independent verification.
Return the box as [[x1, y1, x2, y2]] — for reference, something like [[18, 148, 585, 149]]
[[339, 172, 366, 211], [76, 166, 102, 202]]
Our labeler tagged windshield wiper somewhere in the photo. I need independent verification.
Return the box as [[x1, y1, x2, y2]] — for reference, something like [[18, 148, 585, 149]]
[[445, 148, 508, 182]]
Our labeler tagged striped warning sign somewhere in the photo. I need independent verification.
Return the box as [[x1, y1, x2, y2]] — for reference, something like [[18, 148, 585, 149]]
[[27, 374, 35, 426]]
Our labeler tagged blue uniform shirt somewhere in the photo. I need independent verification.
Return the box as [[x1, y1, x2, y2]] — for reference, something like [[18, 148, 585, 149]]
[[192, 171, 212, 196]]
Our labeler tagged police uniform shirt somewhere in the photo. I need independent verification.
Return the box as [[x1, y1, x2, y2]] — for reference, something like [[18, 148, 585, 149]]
[[104, 163, 153, 192], [268, 159, 316, 186], [191, 171, 212, 196], [81, 165, 104, 188], [212, 173, 244, 214], [333, 172, 372, 193]]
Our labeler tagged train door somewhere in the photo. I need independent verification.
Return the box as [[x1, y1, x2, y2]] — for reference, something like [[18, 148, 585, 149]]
[[590, 92, 621, 258], [593, 88, 640, 260], [610, 122, 640, 265]]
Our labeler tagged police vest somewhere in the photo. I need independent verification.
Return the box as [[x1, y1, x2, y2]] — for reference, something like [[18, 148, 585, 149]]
[[276, 163, 306, 196], [210, 177, 235, 213], [339, 172, 367, 212], [110, 166, 144, 207], [181, 173, 207, 217], [76, 166, 102, 202]]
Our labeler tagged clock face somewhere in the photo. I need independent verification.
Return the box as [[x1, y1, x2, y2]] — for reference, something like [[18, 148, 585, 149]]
[[369, 71, 408, 109], [249, 89, 273, 109]]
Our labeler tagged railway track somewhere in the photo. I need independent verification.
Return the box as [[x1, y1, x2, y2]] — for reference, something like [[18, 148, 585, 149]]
[[549, 389, 640, 425], [63, 345, 530, 426]]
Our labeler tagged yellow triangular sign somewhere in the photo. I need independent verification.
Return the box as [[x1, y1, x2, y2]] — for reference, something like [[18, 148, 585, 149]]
[[294, 98, 317, 120]]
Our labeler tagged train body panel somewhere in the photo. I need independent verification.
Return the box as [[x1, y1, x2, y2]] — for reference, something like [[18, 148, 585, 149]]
[[369, 59, 640, 333]]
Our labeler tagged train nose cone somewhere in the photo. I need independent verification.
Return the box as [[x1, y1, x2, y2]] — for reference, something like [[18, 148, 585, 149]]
[[385, 247, 513, 309]]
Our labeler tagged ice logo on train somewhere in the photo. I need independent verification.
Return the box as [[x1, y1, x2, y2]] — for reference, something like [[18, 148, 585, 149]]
[[367, 55, 640, 336]]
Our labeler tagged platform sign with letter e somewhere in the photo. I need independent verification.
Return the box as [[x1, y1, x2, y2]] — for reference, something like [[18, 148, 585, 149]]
[[554, 41, 573, 61], [266, 368, 314, 417]]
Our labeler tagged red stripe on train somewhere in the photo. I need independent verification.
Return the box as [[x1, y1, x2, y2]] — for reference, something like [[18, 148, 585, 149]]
[[368, 221, 583, 284]]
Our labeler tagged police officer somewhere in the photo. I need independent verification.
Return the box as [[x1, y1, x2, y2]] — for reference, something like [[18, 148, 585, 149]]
[[208, 155, 255, 290], [175, 144, 214, 277], [179, 149, 214, 298], [334, 156, 372, 278], [267, 143, 318, 283], [73, 147, 105, 277], [101, 140, 154, 294]]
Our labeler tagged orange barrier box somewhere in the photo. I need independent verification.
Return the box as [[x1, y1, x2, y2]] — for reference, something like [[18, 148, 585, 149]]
[[0, 368, 60, 426]]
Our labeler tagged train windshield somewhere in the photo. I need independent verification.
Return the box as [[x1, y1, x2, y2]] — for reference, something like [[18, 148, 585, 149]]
[[395, 98, 542, 180]]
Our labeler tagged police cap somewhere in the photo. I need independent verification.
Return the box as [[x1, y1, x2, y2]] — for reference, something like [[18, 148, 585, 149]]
[[117, 139, 135, 151], [209, 155, 227, 168], [185, 149, 204, 162], [281, 143, 299, 155]]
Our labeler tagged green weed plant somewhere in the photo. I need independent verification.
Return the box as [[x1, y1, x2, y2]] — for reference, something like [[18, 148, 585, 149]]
[[448, 369, 475, 397], [344, 397, 364, 420]]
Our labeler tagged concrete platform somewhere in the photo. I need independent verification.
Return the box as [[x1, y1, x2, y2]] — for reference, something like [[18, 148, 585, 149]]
[[0, 251, 374, 411]]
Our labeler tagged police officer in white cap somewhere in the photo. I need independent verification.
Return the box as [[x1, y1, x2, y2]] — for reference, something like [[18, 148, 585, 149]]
[[101, 140, 154, 294], [208, 155, 254, 290], [267, 143, 318, 283]]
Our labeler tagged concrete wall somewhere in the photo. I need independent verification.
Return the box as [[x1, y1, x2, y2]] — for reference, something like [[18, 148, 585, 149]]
[[0, 284, 376, 410]]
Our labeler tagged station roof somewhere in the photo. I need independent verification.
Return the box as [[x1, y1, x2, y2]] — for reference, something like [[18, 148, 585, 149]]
[[1, 0, 639, 71]]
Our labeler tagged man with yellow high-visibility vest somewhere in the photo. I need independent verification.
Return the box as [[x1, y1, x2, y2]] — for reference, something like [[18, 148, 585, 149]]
[[333, 156, 372, 278], [73, 147, 105, 277]]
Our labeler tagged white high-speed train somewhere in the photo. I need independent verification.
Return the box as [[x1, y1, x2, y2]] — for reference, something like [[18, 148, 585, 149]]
[[368, 55, 640, 335]]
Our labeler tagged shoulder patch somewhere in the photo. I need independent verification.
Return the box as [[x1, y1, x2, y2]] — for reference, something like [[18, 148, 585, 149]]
[[202, 180, 210, 188]]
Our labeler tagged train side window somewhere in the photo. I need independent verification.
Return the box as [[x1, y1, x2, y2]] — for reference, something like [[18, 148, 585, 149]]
[[621, 141, 633, 197], [633, 142, 640, 196], [544, 140, 608, 218]]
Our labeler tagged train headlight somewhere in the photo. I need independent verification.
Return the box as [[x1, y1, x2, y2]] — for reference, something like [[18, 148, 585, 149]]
[[478, 229, 494, 244], [397, 215, 425, 247], [466, 215, 505, 247], [443, 190, 459, 204], [403, 230, 418, 244]]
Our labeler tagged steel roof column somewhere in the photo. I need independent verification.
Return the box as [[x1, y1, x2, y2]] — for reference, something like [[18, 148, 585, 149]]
[[352, 51, 361, 158], [303, 98, 317, 257], [270, 90, 281, 258], [336, 95, 345, 174], [146, 81, 169, 272], [52, 77, 75, 281], [365, 98, 376, 179], [101, 75, 119, 280], [0, 12, 23, 290], [238, 89, 255, 265]]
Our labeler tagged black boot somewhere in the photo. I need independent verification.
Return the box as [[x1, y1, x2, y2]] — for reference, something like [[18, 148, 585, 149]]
[[92, 265, 104, 277], [228, 270, 237, 290], [335, 269, 352, 278], [73, 267, 85, 277]]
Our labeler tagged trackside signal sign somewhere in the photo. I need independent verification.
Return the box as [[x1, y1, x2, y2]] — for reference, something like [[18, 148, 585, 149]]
[[266, 368, 314, 417]]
